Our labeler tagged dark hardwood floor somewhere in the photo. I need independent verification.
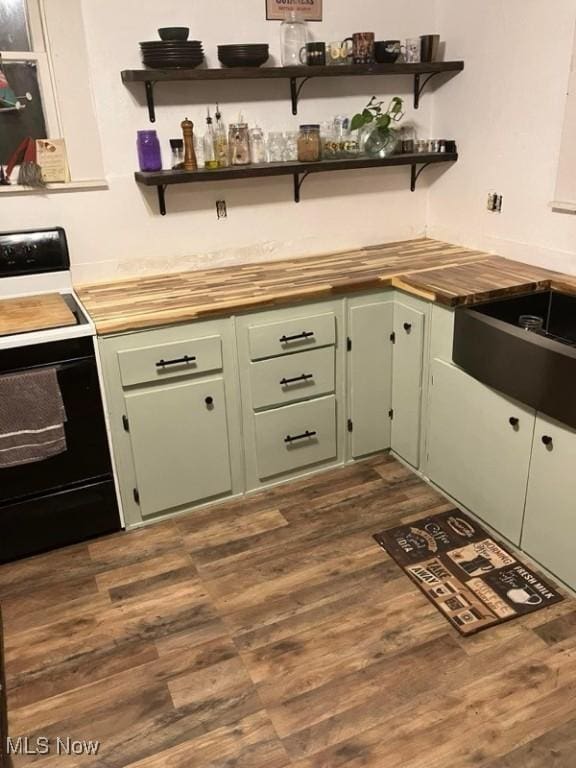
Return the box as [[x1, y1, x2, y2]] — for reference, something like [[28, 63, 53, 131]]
[[1, 455, 574, 768]]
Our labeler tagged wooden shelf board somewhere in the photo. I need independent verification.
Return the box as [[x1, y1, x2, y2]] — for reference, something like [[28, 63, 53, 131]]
[[122, 61, 464, 83], [135, 153, 458, 187]]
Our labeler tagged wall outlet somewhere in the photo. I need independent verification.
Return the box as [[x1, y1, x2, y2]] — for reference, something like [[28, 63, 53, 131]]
[[487, 193, 503, 213], [216, 200, 227, 219]]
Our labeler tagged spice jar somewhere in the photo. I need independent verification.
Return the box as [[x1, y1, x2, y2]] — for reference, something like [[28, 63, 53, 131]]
[[297, 124, 321, 162], [229, 123, 250, 165], [249, 126, 267, 164]]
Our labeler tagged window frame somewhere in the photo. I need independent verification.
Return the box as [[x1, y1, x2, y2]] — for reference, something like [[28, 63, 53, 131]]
[[0, 0, 106, 192]]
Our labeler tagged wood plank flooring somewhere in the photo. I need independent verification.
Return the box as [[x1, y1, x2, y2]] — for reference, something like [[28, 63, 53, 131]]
[[1, 455, 574, 768]]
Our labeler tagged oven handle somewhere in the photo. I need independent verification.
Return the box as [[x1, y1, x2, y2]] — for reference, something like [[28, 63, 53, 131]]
[[0, 356, 95, 376]]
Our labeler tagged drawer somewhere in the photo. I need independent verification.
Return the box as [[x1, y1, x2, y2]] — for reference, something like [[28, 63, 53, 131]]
[[248, 313, 336, 361], [118, 336, 222, 387], [254, 396, 337, 480], [250, 347, 335, 410]]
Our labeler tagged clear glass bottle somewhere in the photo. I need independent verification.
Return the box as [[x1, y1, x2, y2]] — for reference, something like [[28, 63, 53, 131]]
[[280, 11, 308, 67], [214, 104, 229, 168], [203, 109, 218, 169]]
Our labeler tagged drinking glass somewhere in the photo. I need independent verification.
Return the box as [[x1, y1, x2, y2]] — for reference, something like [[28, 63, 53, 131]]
[[283, 132, 299, 162], [267, 132, 286, 163]]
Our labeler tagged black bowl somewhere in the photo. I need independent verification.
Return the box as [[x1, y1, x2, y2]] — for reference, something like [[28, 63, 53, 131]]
[[217, 44, 269, 52], [158, 27, 190, 41]]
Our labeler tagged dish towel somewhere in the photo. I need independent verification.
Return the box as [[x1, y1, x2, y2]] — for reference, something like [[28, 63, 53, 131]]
[[0, 368, 67, 468]]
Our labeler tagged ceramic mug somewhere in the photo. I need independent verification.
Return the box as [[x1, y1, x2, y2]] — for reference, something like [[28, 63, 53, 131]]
[[299, 42, 326, 66], [327, 40, 351, 65], [507, 588, 543, 606], [375, 40, 401, 64], [404, 37, 421, 63], [343, 32, 375, 64]]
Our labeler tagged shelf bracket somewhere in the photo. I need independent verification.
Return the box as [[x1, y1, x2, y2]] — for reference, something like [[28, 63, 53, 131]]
[[145, 81, 157, 123], [413, 72, 441, 109], [290, 76, 311, 116], [293, 171, 312, 203], [157, 184, 167, 215], [410, 162, 434, 192]]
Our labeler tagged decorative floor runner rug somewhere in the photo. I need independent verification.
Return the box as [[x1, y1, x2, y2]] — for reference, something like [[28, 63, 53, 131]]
[[374, 510, 564, 636]]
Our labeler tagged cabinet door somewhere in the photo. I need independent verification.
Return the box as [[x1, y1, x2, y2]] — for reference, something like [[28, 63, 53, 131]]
[[348, 299, 394, 458], [428, 360, 535, 545], [522, 415, 576, 590], [125, 378, 232, 518], [392, 302, 425, 468]]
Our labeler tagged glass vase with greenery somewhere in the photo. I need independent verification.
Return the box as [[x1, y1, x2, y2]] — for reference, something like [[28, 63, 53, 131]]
[[351, 96, 405, 158]]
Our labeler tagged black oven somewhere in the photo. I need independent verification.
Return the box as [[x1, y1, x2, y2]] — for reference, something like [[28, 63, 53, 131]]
[[0, 336, 121, 563]]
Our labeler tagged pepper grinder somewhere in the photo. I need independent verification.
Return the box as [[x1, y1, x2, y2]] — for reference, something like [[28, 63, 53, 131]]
[[181, 117, 198, 171]]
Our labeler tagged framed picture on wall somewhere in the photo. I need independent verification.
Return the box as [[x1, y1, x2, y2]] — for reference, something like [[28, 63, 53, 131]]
[[266, 0, 323, 22]]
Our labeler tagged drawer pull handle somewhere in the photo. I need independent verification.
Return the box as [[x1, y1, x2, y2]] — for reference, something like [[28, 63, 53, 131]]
[[280, 374, 314, 386], [156, 355, 197, 369], [542, 435, 553, 448], [279, 331, 315, 344], [284, 430, 317, 444], [205, 396, 214, 407], [509, 417, 519, 428], [403, 322, 412, 333]]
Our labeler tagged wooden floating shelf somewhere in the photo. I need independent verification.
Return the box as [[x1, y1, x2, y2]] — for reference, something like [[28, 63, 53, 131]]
[[121, 61, 465, 120], [135, 152, 458, 215]]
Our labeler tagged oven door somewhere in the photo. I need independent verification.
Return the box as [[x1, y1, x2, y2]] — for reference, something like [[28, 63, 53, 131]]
[[0, 340, 113, 506]]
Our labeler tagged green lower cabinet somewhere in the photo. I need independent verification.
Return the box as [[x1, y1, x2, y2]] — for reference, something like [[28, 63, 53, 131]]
[[125, 377, 232, 518], [427, 359, 535, 545], [348, 296, 394, 458], [521, 415, 576, 590], [391, 301, 426, 468]]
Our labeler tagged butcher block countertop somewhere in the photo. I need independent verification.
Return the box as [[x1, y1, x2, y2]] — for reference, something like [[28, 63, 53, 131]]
[[76, 238, 568, 336]]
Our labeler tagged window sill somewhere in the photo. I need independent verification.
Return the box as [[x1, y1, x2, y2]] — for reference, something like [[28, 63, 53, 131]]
[[0, 179, 108, 195], [550, 200, 576, 213]]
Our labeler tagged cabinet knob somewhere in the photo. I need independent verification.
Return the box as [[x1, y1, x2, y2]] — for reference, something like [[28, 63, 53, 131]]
[[542, 435, 553, 447], [509, 417, 519, 428], [403, 322, 412, 333], [205, 396, 214, 407]]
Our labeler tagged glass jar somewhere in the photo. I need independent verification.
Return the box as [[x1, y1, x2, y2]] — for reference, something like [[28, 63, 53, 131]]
[[280, 11, 308, 66], [137, 130, 162, 172], [283, 131, 299, 162], [169, 139, 184, 169], [229, 123, 250, 165], [249, 126, 267, 164], [267, 132, 286, 163], [360, 124, 399, 158], [297, 124, 321, 162]]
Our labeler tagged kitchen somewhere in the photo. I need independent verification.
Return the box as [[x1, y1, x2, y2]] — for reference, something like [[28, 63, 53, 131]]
[[1, 1, 576, 766]]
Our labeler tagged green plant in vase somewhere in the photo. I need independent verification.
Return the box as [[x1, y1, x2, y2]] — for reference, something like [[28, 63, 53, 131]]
[[351, 96, 405, 158]]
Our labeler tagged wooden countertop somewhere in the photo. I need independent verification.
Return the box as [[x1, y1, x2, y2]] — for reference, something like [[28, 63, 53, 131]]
[[75, 239, 567, 336]]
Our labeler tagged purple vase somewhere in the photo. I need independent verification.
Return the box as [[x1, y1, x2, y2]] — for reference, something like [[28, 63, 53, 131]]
[[137, 130, 162, 172]]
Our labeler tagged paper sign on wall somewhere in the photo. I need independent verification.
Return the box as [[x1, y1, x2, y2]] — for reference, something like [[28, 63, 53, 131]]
[[36, 139, 70, 184], [266, 0, 322, 22]]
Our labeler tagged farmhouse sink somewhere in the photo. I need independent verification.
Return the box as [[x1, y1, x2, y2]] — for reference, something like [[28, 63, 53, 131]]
[[453, 290, 576, 429]]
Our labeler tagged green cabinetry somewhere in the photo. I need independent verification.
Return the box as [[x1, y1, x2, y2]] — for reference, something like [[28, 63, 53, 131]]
[[99, 318, 243, 527]]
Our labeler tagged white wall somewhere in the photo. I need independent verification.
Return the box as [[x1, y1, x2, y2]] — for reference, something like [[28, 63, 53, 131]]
[[0, 0, 437, 282], [429, 0, 576, 274]]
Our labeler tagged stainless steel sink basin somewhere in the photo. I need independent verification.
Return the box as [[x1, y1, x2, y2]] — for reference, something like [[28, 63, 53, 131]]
[[453, 290, 576, 428]]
